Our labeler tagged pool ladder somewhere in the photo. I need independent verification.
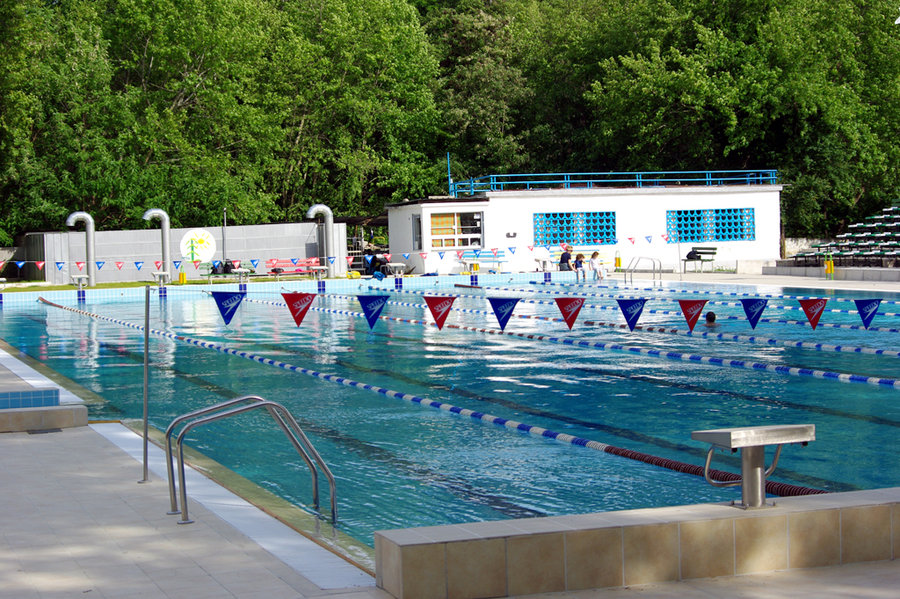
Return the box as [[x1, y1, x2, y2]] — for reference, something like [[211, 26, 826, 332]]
[[622, 256, 662, 285], [164, 395, 337, 525]]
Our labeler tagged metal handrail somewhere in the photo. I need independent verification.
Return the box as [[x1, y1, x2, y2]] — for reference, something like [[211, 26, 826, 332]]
[[623, 256, 662, 285], [165, 396, 336, 524]]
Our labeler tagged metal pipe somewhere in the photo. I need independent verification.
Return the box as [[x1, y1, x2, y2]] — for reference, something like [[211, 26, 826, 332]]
[[142, 209, 171, 284], [65, 212, 96, 287], [306, 204, 335, 278]]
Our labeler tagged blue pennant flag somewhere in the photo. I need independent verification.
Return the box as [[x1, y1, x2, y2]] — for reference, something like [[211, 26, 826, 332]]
[[854, 299, 881, 329], [508, 247, 516, 254], [740, 298, 768, 329], [211, 291, 246, 325], [250, 259, 259, 269], [364, 255, 374, 264], [95, 261, 105, 270], [134, 261, 144, 271], [56, 262, 65, 271], [473, 249, 481, 258], [438, 251, 445, 260], [645, 236, 652, 244], [328, 256, 335, 264], [212, 260, 221, 268], [357, 295, 390, 329], [616, 298, 647, 331], [488, 297, 520, 331], [290, 258, 299, 265], [173, 260, 182, 271], [15, 261, 25, 269], [402, 253, 410, 260]]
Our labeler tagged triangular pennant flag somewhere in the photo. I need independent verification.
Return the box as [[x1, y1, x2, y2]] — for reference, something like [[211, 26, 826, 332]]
[[212, 260, 221, 268], [173, 260, 182, 270], [291, 258, 299, 265], [364, 255, 374, 265], [419, 252, 428, 259], [134, 261, 143, 271], [438, 251, 445, 260], [472, 249, 481, 258], [488, 297, 520, 331], [645, 236, 652, 244], [35, 261, 45, 271], [76, 262, 85, 271], [95, 261, 105, 270], [678, 299, 708, 332], [662, 234, 669, 242], [0, 260, 5, 270], [854, 299, 882, 329], [154, 261, 162, 270], [384, 253, 392, 261], [282, 292, 317, 327], [456, 250, 464, 259], [740, 298, 768, 329], [15, 261, 25, 268], [559, 244, 567, 251], [232, 260, 240, 268], [424, 296, 457, 330], [115, 261, 124, 270], [211, 291, 246, 325], [357, 295, 390, 329], [56, 262, 65, 271], [544, 245, 551, 251], [527, 246, 534, 252], [616, 298, 647, 331], [346, 256, 354, 265], [555, 297, 585, 330], [193, 260, 201, 270], [628, 238, 635, 245], [402, 253, 410, 260], [251, 259, 259, 269], [266, 258, 277, 267], [798, 298, 828, 330], [328, 256, 335, 264], [508, 247, 516, 255]]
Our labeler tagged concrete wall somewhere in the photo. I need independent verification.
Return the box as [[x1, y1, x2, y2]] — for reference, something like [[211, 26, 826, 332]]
[[24, 221, 347, 285], [388, 186, 782, 275]]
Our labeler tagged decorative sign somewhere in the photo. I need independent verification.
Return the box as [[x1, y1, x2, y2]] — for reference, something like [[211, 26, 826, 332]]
[[678, 299, 708, 332], [740, 298, 768, 329], [616, 298, 647, 331], [358, 295, 390, 329], [854, 299, 882, 329], [424, 296, 457, 330], [282, 292, 317, 327], [555, 297, 585, 330], [488, 297, 520, 331], [179, 229, 216, 263], [211, 291, 246, 325], [798, 298, 828, 330]]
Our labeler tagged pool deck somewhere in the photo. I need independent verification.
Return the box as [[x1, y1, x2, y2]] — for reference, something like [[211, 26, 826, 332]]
[[1, 272, 899, 598]]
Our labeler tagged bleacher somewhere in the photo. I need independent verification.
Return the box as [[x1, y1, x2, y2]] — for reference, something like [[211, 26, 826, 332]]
[[792, 206, 900, 267]]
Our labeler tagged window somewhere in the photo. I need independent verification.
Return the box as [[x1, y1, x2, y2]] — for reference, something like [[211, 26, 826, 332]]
[[666, 208, 755, 243], [430, 212, 483, 249], [412, 214, 422, 251], [533, 212, 616, 246]]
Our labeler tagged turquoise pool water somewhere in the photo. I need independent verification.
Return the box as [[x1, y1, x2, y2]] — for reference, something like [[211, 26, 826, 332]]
[[1, 277, 899, 546]]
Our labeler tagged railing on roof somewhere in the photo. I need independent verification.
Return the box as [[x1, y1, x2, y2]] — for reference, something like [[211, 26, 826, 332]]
[[448, 170, 778, 197]]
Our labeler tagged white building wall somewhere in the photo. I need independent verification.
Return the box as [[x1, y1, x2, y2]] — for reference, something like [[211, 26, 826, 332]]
[[388, 186, 782, 274]]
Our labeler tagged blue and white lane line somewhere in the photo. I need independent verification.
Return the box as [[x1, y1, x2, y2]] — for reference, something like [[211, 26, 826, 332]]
[[343, 291, 900, 359], [251, 297, 900, 390], [531, 280, 900, 307]]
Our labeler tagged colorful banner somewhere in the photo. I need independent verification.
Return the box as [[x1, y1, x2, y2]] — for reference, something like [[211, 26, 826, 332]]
[[678, 299, 708, 332], [424, 296, 457, 330], [798, 298, 828, 330], [740, 298, 768, 329], [488, 297, 520, 331], [357, 295, 390, 329], [616, 298, 647, 331], [211, 291, 246, 325], [854, 299, 882, 329], [282, 292, 317, 327], [555, 297, 585, 330]]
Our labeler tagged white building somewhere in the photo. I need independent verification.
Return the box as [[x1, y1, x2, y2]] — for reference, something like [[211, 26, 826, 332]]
[[387, 176, 782, 275]]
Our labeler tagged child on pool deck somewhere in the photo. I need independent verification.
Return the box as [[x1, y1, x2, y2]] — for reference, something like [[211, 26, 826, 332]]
[[573, 253, 586, 282], [589, 251, 604, 281]]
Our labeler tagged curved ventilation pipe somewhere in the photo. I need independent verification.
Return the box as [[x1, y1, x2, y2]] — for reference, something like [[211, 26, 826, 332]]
[[306, 204, 335, 278], [142, 208, 171, 284], [65, 211, 96, 287]]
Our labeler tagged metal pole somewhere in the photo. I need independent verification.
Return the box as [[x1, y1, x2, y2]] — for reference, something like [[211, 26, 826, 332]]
[[139, 284, 150, 483], [222, 207, 227, 263]]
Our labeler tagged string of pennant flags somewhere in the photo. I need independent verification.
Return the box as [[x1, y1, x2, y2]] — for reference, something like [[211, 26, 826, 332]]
[[209, 291, 885, 333]]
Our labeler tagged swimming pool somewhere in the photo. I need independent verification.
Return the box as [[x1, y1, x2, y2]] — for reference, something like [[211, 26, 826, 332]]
[[2, 275, 899, 547]]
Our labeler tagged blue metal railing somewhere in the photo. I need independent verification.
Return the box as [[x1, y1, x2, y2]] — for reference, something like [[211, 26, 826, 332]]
[[448, 170, 778, 197]]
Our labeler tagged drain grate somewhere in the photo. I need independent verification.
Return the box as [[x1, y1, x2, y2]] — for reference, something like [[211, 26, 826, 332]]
[[27, 428, 63, 434]]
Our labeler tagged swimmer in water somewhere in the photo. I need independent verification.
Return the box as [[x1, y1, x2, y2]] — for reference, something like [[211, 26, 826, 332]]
[[704, 311, 718, 327]]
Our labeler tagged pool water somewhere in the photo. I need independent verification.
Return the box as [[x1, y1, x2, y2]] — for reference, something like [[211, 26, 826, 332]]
[[2, 279, 899, 546]]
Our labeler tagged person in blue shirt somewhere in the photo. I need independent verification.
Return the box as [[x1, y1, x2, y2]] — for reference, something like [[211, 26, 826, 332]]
[[573, 253, 586, 281], [559, 246, 572, 271]]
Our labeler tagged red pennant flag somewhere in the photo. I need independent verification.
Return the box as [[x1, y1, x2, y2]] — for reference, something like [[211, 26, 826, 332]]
[[346, 256, 354, 265], [628, 238, 635, 245], [456, 250, 464, 259], [281, 292, 317, 327], [678, 299, 708, 332], [115, 261, 124, 270], [76, 261, 85, 271], [384, 253, 392, 262], [527, 246, 534, 252], [424, 296, 457, 329], [798, 298, 828, 330], [193, 260, 201, 270], [555, 297, 585, 330], [491, 248, 499, 257], [233, 260, 241, 268], [266, 258, 277, 267], [35, 261, 45, 271], [0, 260, 5, 270], [419, 252, 428, 259], [154, 260, 162, 270]]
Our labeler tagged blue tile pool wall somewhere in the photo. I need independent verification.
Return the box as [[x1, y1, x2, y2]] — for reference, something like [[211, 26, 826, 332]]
[[0, 389, 60, 409]]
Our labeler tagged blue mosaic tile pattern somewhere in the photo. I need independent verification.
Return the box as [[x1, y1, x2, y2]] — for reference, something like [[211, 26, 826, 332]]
[[534, 212, 616, 246], [666, 208, 755, 243]]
